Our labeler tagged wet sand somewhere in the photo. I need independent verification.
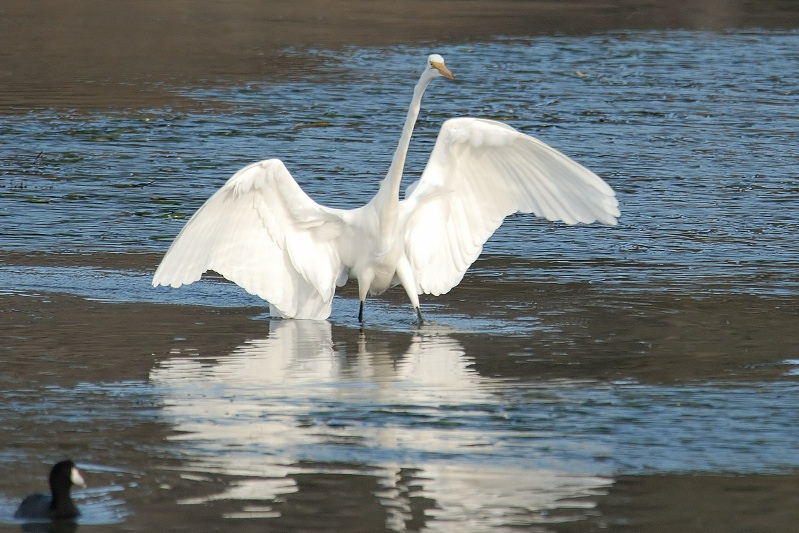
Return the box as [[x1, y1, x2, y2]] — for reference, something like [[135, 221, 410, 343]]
[[3, 0, 799, 109]]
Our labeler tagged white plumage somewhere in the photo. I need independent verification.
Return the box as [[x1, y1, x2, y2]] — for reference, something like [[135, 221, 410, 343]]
[[153, 54, 619, 322]]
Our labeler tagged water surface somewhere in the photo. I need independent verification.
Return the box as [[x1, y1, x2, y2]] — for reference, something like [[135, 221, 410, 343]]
[[2, 31, 799, 532]]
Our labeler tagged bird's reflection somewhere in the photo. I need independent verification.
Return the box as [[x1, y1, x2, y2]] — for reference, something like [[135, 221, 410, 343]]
[[151, 320, 609, 529]]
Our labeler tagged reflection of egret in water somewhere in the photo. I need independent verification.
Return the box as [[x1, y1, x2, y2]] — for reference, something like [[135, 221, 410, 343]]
[[151, 320, 610, 530]]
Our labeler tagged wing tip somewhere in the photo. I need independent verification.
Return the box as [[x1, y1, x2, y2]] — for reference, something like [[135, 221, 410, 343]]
[[151, 278, 182, 289], [152, 268, 203, 290]]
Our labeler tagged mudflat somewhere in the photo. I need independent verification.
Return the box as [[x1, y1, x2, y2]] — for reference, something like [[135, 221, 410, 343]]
[[2, 0, 798, 108]]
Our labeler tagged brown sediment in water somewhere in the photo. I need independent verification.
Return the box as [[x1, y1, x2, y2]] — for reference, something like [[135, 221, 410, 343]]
[[0, 292, 259, 386], [560, 473, 799, 533], [2, 0, 798, 109], [4, 275, 798, 387]]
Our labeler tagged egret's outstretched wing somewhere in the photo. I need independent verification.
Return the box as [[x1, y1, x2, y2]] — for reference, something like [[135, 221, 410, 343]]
[[152, 159, 346, 319], [402, 117, 619, 296]]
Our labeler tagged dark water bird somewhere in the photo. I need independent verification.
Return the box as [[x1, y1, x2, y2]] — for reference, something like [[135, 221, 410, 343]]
[[14, 460, 85, 521]]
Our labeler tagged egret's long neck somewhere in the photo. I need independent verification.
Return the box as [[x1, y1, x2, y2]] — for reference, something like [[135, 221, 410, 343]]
[[374, 73, 432, 225]]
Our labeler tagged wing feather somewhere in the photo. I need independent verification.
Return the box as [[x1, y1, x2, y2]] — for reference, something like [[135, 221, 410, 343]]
[[402, 117, 619, 296], [152, 159, 345, 319]]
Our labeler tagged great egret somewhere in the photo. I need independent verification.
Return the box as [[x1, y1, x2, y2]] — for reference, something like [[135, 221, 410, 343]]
[[152, 54, 619, 322]]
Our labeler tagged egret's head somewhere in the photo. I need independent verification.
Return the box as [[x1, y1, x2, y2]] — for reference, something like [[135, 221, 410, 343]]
[[427, 54, 454, 80]]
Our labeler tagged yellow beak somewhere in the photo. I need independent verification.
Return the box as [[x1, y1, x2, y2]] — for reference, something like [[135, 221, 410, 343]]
[[432, 61, 454, 80]]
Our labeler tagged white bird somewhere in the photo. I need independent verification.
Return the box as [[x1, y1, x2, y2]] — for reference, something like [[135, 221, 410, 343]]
[[152, 54, 619, 323]]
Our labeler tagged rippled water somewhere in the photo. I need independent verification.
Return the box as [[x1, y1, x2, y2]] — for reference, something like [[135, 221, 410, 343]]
[[3, 32, 799, 291], [2, 30, 799, 531]]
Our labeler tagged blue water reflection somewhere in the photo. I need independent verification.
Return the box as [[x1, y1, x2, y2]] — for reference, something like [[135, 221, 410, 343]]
[[152, 321, 613, 528], [151, 320, 799, 528]]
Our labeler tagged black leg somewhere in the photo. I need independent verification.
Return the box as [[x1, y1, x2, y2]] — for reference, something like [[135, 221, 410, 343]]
[[358, 300, 364, 323], [415, 306, 424, 325]]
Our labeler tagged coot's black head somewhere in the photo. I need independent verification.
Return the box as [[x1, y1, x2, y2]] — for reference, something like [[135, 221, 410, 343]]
[[49, 460, 85, 518], [49, 460, 85, 492]]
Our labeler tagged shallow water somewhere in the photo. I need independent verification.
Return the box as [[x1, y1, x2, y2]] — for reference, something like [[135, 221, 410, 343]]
[[2, 31, 799, 531]]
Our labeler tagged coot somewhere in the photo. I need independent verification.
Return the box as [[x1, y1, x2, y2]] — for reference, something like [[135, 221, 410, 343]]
[[14, 460, 85, 520]]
